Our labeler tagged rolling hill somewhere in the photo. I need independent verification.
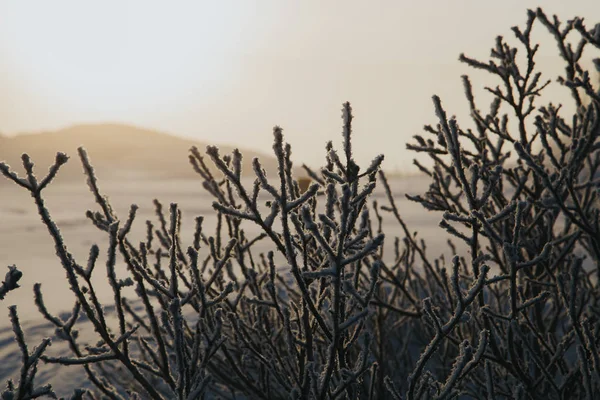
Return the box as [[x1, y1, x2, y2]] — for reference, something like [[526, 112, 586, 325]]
[[0, 124, 301, 183]]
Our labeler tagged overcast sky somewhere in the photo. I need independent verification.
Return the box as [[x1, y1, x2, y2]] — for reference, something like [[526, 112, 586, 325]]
[[0, 1, 598, 170]]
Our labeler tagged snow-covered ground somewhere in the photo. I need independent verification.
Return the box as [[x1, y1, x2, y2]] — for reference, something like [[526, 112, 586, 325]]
[[0, 176, 448, 397]]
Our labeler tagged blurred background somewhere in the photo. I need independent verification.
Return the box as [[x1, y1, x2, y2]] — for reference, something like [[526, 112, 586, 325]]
[[0, 0, 598, 171]]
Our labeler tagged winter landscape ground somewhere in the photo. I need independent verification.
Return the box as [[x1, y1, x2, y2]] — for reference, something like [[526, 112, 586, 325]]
[[0, 174, 441, 397]]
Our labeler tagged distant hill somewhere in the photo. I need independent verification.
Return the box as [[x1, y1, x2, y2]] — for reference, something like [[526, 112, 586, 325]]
[[0, 124, 302, 184]]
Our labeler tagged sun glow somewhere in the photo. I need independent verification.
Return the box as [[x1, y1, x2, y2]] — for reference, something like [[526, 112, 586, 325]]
[[0, 1, 251, 117]]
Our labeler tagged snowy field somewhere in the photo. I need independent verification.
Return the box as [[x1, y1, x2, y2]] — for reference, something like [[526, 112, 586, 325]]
[[0, 175, 450, 396]]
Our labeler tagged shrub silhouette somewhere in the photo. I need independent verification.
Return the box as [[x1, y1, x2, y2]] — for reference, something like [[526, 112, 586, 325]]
[[1, 7, 600, 399]]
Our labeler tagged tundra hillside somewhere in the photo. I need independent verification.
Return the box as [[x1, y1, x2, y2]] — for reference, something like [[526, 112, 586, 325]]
[[1, 8, 600, 400]]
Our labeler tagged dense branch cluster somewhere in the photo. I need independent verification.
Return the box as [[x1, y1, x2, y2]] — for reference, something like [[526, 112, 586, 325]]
[[1, 8, 600, 400]]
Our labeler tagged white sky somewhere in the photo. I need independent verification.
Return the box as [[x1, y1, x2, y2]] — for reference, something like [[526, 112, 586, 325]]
[[0, 0, 598, 170]]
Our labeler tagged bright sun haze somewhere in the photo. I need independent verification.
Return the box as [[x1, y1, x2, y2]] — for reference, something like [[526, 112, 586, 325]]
[[0, 0, 598, 169]]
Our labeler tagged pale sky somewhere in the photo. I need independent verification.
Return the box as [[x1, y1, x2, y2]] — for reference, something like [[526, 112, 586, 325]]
[[0, 1, 598, 170]]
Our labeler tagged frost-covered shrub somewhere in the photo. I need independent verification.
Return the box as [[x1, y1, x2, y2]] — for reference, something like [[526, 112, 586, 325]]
[[1, 7, 600, 400]]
